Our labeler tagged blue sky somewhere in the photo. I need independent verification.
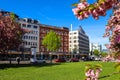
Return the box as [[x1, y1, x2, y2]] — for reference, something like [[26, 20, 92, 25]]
[[0, 0, 113, 49]]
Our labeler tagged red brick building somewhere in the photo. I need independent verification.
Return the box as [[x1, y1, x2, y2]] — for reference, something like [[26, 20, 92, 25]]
[[39, 24, 69, 56]]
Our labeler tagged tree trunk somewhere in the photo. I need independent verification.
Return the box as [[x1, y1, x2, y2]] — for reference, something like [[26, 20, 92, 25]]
[[9, 53, 12, 64]]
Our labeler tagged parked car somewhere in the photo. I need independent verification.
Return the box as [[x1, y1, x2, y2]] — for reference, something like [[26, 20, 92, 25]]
[[94, 57, 101, 61], [69, 58, 79, 62], [30, 58, 46, 63], [36, 59, 46, 63], [54, 58, 66, 62]]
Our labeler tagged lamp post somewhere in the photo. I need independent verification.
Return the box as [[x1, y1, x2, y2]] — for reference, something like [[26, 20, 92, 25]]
[[71, 49, 74, 58], [19, 42, 25, 60], [49, 52, 52, 63], [30, 47, 37, 63], [41, 52, 43, 60]]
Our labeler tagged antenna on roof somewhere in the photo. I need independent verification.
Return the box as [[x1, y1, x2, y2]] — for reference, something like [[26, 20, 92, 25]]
[[71, 24, 72, 31]]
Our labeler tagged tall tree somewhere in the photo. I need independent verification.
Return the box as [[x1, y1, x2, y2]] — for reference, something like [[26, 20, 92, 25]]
[[101, 51, 107, 57], [0, 13, 27, 54], [93, 49, 99, 56], [42, 30, 61, 52]]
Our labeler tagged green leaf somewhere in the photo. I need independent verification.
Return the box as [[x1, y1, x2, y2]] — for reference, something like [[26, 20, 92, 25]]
[[80, 0, 87, 2], [10, 12, 16, 20], [72, 3, 78, 7], [79, 12, 83, 15], [88, 4, 96, 10], [98, 0, 106, 4]]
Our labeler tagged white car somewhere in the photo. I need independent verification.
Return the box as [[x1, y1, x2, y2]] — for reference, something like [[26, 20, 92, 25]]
[[95, 57, 101, 61], [36, 59, 46, 63], [30, 58, 46, 63]]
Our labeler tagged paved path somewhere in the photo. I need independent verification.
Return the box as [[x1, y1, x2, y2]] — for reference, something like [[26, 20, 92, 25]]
[[0, 61, 31, 64]]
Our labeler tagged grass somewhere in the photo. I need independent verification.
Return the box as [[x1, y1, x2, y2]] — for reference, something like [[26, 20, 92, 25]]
[[0, 61, 120, 80]]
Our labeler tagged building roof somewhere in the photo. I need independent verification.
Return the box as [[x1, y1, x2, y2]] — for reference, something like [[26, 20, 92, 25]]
[[78, 26, 85, 34], [0, 9, 19, 18], [39, 24, 69, 30]]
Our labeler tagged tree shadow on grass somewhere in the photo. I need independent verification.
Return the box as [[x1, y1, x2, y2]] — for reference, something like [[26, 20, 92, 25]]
[[0, 63, 61, 69], [98, 72, 120, 79]]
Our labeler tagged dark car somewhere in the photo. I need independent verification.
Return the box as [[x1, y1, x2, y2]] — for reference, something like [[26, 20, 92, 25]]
[[69, 58, 79, 62], [55, 58, 66, 62]]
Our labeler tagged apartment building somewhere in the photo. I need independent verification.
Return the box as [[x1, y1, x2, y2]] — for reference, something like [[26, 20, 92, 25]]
[[90, 43, 102, 52], [0, 10, 70, 60], [18, 18, 40, 53], [39, 24, 69, 55], [69, 26, 89, 56]]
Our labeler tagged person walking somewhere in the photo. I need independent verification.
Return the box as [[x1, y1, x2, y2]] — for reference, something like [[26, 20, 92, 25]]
[[16, 57, 21, 64]]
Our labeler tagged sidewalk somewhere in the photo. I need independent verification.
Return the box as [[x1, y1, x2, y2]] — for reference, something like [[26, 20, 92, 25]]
[[0, 61, 30, 64]]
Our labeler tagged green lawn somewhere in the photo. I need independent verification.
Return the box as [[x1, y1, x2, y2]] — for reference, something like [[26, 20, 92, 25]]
[[0, 62, 120, 80]]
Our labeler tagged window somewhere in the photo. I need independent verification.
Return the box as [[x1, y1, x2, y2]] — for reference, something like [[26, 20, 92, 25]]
[[33, 26, 38, 29], [74, 45, 77, 48], [74, 36, 76, 39], [22, 24, 26, 27], [31, 36, 33, 40], [28, 42, 30, 45], [23, 36, 25, 39], [74, 40, 76, 43], [27, 25, 31, 28], [36, 31, 38, 34], [35, 42, 37, 46], [25, 41, 27, 45], [74, 32, 77, 34], [33, 37, 35, 40], [26, 36, 28, 39], [27, 19, 32, 23], [23, 19, 26, 22], [30, 42, 32, 45], [33, 20, 38, 24], [36, 37, 37, 40], [29, 36, 30, 39]]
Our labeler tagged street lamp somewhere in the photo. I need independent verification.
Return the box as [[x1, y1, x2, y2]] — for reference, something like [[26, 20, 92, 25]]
[[30, 47, 37, 63], [19, 42, 25, 60], [41, 52, 43, 60], [49, 52, 52, 63]]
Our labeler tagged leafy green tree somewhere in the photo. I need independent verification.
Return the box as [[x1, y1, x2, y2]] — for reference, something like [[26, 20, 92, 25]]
[[101, 51, 107, 57], [42, 30, 61, 63], [42, 30, 61, 52], [93, 49, 99, 56]]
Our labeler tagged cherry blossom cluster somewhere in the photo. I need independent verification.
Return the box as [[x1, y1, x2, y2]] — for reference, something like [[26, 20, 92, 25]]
[[72, 0, 118, 20], [0, 13, 28, 53], [102, 54, 114, 62], [72, 2, 90, 20], [85, 64, 102, 80], [104, 2, 120, 52]]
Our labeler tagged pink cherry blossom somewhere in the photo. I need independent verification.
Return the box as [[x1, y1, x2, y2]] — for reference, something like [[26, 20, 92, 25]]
[[72, 8, 80, 15], [72, 0, 120, 59], [78, 3, 86, 9]]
